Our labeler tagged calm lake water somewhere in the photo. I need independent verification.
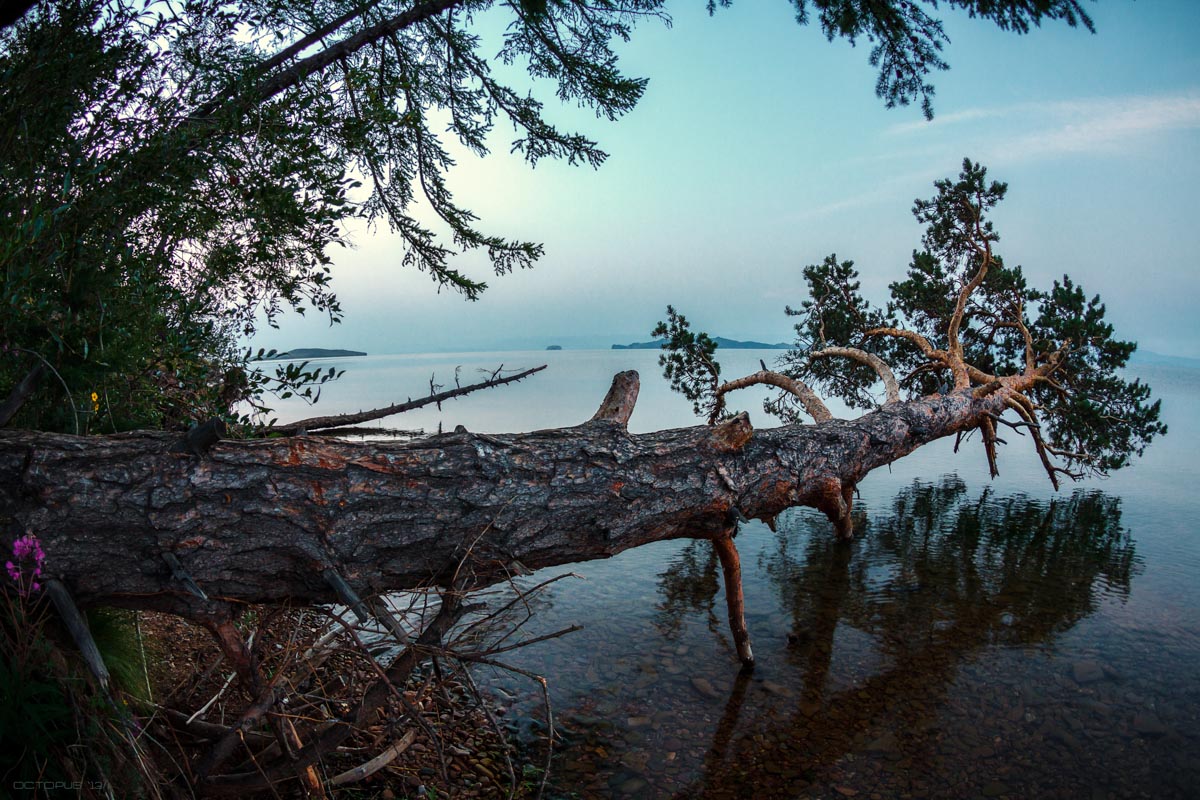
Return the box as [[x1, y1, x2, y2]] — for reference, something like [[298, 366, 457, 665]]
[[268, 350, 1199, 799]]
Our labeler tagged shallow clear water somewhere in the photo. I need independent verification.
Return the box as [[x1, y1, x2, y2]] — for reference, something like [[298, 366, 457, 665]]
[[268, 351, 1199, 798]]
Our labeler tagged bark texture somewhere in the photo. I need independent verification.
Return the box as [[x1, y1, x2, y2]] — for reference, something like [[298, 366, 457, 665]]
[[0, 371, 1011, 618]]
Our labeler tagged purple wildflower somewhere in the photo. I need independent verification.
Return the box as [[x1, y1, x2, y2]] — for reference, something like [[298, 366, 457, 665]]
[[7, 533, 46, 597]]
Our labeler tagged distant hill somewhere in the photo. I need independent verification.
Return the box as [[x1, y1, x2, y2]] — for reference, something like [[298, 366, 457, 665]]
[[1130, 350, 1200, 370], [612, 337, 789, 350], [261, 348, 367, 360], [546, 345, 563, 351]]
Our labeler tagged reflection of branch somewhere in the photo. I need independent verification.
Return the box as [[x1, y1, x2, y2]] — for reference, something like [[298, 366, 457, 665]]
[[261, 364, 546, 436], [694, 670, 752, 791], [810, 346, 899, 404], [714, 370, 831, 424]]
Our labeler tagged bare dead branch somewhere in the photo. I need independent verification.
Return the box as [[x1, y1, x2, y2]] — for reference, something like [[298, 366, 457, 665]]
[[156, 707, 274, 746], [984, 410, 1036, 435], [451, 655, 556, 800], [455, 572, 582, 654], [462, 624, 584, 659], [456, 664, 519, 798], [1044, 443, 1096, 463], [310, 426, 424, 438], [328, 729, 416, 787], [262, 364, 545, 436], [193, 684, 282, 783], [44, 579, 111, 691]]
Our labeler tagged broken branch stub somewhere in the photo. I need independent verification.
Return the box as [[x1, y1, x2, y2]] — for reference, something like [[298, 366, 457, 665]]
[[590, 370, 640, 426]]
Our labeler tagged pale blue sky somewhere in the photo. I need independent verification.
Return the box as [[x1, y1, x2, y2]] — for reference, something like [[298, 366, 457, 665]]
[[257, 0, 1200, 358]]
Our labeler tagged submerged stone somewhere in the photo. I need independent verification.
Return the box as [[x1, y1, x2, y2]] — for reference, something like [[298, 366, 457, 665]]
[[1132, 712, 1168, 736], [1072, 661, 1106, 684]]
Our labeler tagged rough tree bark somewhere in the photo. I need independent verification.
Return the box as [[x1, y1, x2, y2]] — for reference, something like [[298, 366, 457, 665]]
[[0, 370, 1016, 630]]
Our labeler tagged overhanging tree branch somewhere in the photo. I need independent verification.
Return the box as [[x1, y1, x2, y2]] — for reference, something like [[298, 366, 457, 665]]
[[660, 161, 1164, 490], [193, 0, 469, 124]]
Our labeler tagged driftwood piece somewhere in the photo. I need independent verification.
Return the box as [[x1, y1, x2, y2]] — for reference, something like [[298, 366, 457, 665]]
[[328, 729, 417, 786], [44, 578, 110, 691]]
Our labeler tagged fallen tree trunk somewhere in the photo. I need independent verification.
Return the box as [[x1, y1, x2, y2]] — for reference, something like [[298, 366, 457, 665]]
[[0, 371, 1010, 624], [0, 368, 1025, 793]]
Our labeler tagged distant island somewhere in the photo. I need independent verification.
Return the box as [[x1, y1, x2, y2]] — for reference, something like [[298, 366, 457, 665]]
[[1130, 350, 1200, 370], [612, 337, 789, 350], [546, 345, 563, 351], [260, 348, 367, 360]]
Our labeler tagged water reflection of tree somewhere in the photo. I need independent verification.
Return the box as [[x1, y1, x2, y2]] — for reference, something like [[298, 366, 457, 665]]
[[659, 478, 1137, 799], [654, 539, 723, 640], [767, 478, 1136, 661]]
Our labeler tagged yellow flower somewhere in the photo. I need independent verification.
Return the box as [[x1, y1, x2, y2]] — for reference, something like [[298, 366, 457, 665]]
[[90, 391, 99, 412]]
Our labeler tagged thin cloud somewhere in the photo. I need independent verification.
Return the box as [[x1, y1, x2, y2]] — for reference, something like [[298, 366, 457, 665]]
[[999, 94, 1200, 158], [796, 168, 941, 218], [887, 93, 1200, 160], [886, 107, 1006, 136]]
